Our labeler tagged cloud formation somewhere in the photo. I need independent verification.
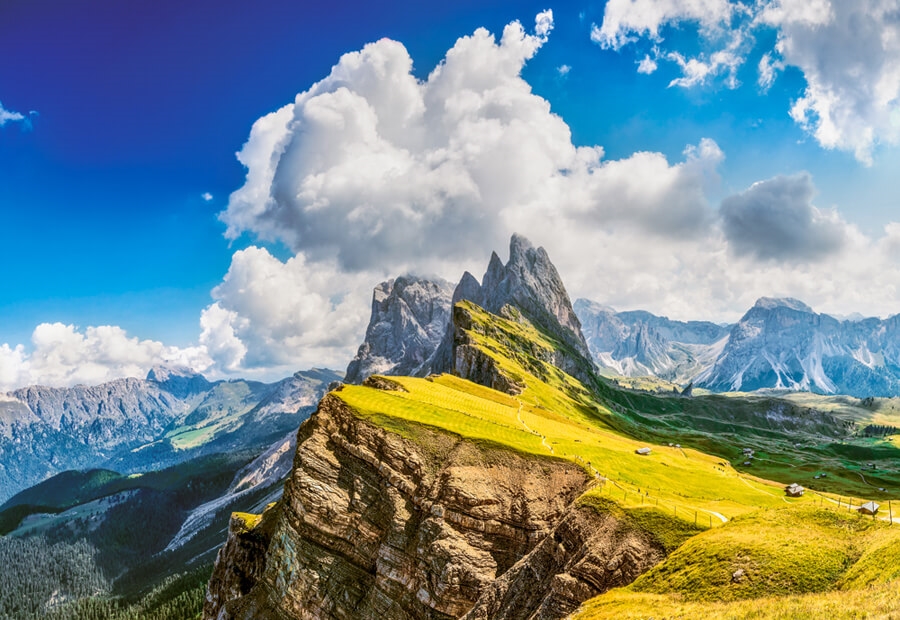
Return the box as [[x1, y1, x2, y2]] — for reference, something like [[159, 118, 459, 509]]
[[0, 324, 211, 391], [596, 0, 900, 163], [5, 11, 900, 391], [0, 102, 27, 127], [720, 173, 849, 262]]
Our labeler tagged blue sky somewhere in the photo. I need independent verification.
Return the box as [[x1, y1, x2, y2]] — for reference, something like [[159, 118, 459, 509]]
[[2, 0, 900, 388]]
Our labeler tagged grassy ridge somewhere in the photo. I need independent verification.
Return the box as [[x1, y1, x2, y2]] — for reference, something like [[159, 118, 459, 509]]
[[334, 301, 900, 617]]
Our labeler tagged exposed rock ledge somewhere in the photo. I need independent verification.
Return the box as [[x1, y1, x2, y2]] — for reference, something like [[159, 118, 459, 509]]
[[204, 393, 666, 620]]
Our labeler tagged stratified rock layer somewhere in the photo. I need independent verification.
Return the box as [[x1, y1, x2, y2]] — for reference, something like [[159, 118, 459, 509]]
[[204, 391, 606, 619]]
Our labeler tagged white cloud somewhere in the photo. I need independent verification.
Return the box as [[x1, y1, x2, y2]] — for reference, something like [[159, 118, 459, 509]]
[[202, 192, 213, 201], [216, 13, 900, 334], [557, 64, 572, 76], [535, 9, 554, 38], [757, 52, 784, 90], [200, 247, 371, 376], [766, 0, 900, 163], [592, 0, 736, 50], [597, 0, 900, 163], [637, 55, 658, 74], [0, 101, 26, 127], [7, 11, 900, 390], [0, 324, 211, 392]]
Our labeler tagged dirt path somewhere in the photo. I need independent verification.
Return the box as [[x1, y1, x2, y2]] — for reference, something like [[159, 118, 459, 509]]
[[516, 402, 554, 454]]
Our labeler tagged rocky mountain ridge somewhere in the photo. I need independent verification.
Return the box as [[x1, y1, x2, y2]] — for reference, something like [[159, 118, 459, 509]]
[[576, 297, 900, 398], [344, 275, 454, 384], [695, 297, 900, 397], [0, 367, 340, 503], [346, 234, 594, 385]]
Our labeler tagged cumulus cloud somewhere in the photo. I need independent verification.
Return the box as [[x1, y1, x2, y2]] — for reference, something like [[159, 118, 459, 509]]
[[762, 0, 900, 163], [720, 173, 850, 262], [7, 11, 900, 390], [199, 247, 371, 375], [596, 0, 900, 163], [557, 64, 571, 76], [202, 192, 213, 201], [0, 324, 211, 392], [592, 0, 736, 50]]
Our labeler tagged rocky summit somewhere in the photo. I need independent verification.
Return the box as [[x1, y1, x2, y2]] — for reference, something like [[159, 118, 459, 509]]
[[345, 275, 454, 384], [695, 297, 900, 397], [427, 234, 593, 380]]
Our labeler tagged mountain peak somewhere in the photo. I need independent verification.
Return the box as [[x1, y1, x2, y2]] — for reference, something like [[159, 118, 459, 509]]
[[345, 276, 454, 384], [509, 232, 534, 261], [146, 365, 212, 398], [752, 297, 814, 313], [426, 234, 593, 380], [146, 365, 205, 383]]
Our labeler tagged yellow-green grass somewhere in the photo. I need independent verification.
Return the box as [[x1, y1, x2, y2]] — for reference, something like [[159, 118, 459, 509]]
[[572, 582, 900, 619], [337, 372, 810, 529], [336, 302, 894, 529], [574, 505, 900, 618], [232, 511, 263, 533]]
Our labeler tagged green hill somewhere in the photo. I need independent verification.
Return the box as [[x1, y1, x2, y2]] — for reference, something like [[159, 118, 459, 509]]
[[323, 300, 900, 618]]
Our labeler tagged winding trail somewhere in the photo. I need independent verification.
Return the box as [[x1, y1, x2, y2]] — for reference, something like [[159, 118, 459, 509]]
[[515, 402, 554, 454]]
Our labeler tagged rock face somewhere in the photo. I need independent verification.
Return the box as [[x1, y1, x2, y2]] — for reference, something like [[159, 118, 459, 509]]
[[463, 504, 666, 620], [345, 276, 454, 384], [203, 392, 663, 620], [695, 298, 900, 397], [346, 235, 594, 387], [576, 296, 900, 398], [0, 368, 340, 504], [428, 234, 593, 380], [574, 299, 730, 382]]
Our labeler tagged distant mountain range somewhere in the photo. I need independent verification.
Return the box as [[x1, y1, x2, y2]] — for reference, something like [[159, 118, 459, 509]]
[[345, 242, 900, 400], [575, 296, 900, 398], [0, 366, 340, 503]]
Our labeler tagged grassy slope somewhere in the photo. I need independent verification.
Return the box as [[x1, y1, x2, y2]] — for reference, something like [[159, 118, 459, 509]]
[[329, 301, 900, 618]]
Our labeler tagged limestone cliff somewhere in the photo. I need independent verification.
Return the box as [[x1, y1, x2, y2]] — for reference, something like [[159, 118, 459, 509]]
[[345, 276, 454, 384], [204, 384, 672, 619], [428, 235, 595, 384]]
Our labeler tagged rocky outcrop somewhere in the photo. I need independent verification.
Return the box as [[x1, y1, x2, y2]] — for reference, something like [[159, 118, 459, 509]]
[[463, 504, 666, 620], [345, 276, 454, 384], [205, 506, 280, 619], [574, 299, 729, 383], [428, 235, 594, 383], [203, 393, 595, 619]]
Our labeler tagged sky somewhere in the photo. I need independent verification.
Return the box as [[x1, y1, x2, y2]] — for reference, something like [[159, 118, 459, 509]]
[[2, 0, 900, 389]]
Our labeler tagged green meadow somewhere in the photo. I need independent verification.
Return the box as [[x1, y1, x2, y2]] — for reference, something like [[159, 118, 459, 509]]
[[332, 301, 900, 617]]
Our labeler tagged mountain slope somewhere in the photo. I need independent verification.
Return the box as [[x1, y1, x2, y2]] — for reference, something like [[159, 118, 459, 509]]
[[0, 367, 340, 503], [345, 275, 453, 383], [695, 298, 900, 397]]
